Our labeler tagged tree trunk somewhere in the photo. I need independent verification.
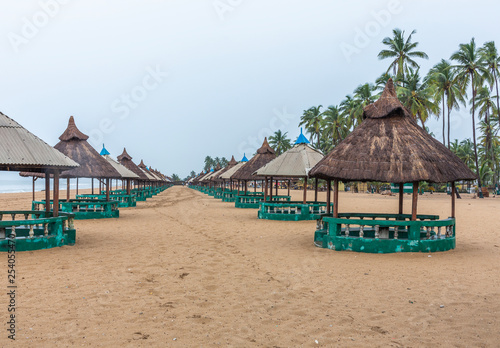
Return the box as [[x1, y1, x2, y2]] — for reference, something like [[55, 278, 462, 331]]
[[447, 100, 451, 149], [471, 73, 484, 198], [442, 97, 446, 145]]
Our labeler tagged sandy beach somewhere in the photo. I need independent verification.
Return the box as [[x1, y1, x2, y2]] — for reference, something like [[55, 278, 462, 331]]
[[1, 186, 499, 347]]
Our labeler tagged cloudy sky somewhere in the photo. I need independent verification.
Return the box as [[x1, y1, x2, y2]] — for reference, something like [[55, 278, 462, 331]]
[[1, 0, 499, 178]]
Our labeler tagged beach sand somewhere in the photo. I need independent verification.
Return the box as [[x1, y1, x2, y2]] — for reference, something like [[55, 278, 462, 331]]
[[1, 186, 499, 347]]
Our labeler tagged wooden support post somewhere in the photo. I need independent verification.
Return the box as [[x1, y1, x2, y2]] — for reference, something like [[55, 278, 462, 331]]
[[45, 170, 51, 214], [264, 177, 268, 201], [32, 177, 36, 202], [398, 182, 404, 215], [254, 180, 257, 192], [270, 177, 273, 199], [53, 171, 60, 217], [275, 179, 278, 196], [91, 178, 94, 194], [303, 176, 307, 204], [326, 180, 331, 214], [333, 179, 339, 218], [287, 179, 290, 197], [126, 179, 131, 195], [66, 177, 70, 201], [314, 178, 318, 202], [76, 177, 79, 195], [245, 181, 248, 195], [451, 181, 456, 218], [106, 178, 110, 201], [411, 181, 419, 221]]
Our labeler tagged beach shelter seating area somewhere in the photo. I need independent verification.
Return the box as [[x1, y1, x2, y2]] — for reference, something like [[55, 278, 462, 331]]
[[309, 80, 476, 253], [0, 112, 79, 251], [254, 129, 329, 221]]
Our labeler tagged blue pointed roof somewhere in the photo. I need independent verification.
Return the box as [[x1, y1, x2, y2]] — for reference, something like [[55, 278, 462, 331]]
[[241, 153, 249, 162], [295, 128, 310, 144], [100, 144, 110, 156]]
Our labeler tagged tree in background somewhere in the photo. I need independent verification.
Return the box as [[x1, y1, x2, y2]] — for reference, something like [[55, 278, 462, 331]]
[[269, 130, 292, 155], [299, 105, 323, 147], [451, 38, 490, 197], [377, 28, 429, 83]]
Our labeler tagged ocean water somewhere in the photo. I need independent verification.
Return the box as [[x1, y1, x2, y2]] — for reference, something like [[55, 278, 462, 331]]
[[0, 172, 93, 193]]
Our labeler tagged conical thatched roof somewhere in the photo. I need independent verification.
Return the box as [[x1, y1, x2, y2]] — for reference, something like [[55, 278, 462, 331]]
[[117, 148, 149, 180], [102, 155, 139, 179], [0, 112, 78, 172], [231, 138, 276, 180], [54, 117, 121, 179], [212, 155, 238, 181], [254, 143, 323, 178], [309, 79, 477, 183], [138, 160, 160, 181]]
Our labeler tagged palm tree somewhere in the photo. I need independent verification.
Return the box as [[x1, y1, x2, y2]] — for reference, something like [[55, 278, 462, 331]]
[[480, 41, 500, 123], [350, 83, 376, 127], [269, 130, 292, 155], [171, 174, 181, 181], [299, 105, 323, 147], [190, 170, 196, 178], [429, 59, 466, 146], [377, 28, 429, 83], [339, 95, 357, 130], [204, 156, 214, 172], [220, 157, 229, 167], [398, 68, 439, 128], [451, 38, 490, 197], [319, 105, 349, 154]]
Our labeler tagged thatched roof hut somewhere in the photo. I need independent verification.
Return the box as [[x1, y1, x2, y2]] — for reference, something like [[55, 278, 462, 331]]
[[212, 156, 238, 181], [254, 143, 323, 178], [117, 148, 149, 181], [0, 112, 78, 172], [54, 117, 121, 179], [309, 79, 476, 183], [231, 138, 276, 181]]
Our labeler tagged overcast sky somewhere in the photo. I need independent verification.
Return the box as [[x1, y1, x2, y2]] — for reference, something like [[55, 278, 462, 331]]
[[1, 0, 499, 178]]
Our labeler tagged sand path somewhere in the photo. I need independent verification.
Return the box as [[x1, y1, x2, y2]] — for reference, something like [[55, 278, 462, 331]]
[[1, 186, 499, 347]]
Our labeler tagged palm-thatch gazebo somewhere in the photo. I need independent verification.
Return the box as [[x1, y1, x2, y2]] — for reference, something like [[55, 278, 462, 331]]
[[117, 148, 151, 201], [0, 112, 79, 251], [230, 138, 290, 208], [254, 130, 327, 220], [310, 79, 476, 253], [74, 144, 140, 207], [35, 116, 123, 219], [211, 156, 238, 199]]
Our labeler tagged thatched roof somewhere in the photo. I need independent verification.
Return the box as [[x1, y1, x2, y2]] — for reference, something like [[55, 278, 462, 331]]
[[102, 155, 139, 179], [309, 79, 477, 183], [117, 148, 149, 180], [0, 112, 79, 172], [212, 155, 238, 181], [54, 117, 122, 179], [254, 143, 323, 178], [231, 138, 276, 180]]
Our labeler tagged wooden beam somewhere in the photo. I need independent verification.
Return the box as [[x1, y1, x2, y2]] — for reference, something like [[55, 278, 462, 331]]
[[333, 179, 339, 218], [53, 171, 60, 217], [264, 177, 268, 201], [451, 181, 456, 218], [411, 181, 419, 221], [314, 178, 318, 202], [303, 176, 307, 204], [398, 182, 404, 215], [326, 180, 331, 214], [45, 170, 51, 214], [106, 178, 110, 201], [66, 177, 70, 201]]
